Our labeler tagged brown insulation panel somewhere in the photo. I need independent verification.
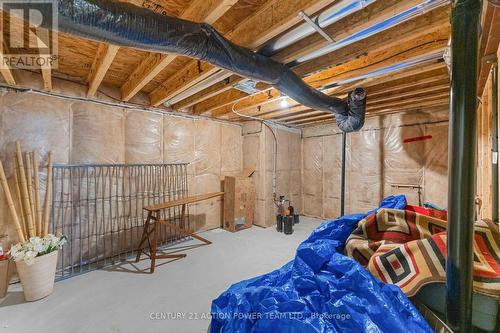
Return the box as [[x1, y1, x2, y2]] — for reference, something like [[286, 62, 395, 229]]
[[302, 109, 449, 219]]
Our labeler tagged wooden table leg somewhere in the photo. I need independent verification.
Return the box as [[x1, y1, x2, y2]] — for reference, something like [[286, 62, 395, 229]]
[[135, 212, 152, 263], [150, 211, 160, 273]]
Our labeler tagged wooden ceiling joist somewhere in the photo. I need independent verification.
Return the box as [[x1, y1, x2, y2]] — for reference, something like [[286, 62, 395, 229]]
[[223, 62, 449, 122], [275, 0, 425, 65], [86, 43, 120, 98], [177, 0, 447, 113], [149, 0, 338, 107], [210, 32, 448, 118], [291, 95, 450, 126], [120, 0, 238, 102], [32, 30, 52, 90], [0, 49, 16, 86]]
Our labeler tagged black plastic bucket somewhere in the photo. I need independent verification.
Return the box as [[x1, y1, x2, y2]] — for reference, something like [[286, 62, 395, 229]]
[[284, 216, 294, 235], [276, 215, 283, 232]]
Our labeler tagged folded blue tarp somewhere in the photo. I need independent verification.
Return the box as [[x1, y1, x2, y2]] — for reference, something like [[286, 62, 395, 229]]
[[211, 195, 433, 333]]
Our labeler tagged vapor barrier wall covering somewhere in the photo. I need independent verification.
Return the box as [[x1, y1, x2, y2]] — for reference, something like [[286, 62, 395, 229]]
[[302, 109, 450, 218], [0, 91, 243, 241], [13, 0, 367, 132]]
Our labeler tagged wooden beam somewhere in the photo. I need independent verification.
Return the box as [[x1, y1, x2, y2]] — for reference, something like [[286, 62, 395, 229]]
[[149, 0, 338, 106], [196, 10, 450, 116], [120, 0, 239, 101], [210, 32, 448, 117], [275, 0, 424, 64], [224, 63, 448, 122], [32, 29, 52, 90], [257, 75, 449, 120], [178, 0, 443, 111], [173, 75, 244, 110], [257, 83, 449, 123], [87, 43, 120, 98], [298, 102, 450, 127], [289, 96, 450, 125], [0, 50, 16, 85], [477, 3, 500, 95]]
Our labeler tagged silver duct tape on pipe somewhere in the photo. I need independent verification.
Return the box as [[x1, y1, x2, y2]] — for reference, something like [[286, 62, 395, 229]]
[[291, 0, 450, 65], [261, 0, 375, 56], [7, 0, 366, 132]]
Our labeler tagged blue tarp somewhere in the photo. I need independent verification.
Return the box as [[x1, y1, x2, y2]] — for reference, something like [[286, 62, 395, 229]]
[[210, 195, 433, 333]]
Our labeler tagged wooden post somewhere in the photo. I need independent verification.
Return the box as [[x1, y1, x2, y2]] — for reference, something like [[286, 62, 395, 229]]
[[12, 159, 26, 237], [0, 160, 25, 242], [25, 152, 37, 236], [15, 142, 35, 238], [42, 152, 52, 237], [32, 153, 42, 236]]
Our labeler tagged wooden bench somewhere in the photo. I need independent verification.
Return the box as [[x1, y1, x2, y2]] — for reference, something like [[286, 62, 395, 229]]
[[135, 192, 224, 273]]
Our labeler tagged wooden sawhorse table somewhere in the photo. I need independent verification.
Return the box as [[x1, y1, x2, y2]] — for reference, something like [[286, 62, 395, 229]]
[[135, 192, 224, 273]]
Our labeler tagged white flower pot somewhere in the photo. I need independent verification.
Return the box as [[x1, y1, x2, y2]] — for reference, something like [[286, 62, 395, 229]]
[[15, 250, 58, 301]]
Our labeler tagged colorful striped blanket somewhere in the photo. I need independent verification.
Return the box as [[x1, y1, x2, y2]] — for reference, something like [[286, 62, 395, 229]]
[[345, 208, 500, 298]]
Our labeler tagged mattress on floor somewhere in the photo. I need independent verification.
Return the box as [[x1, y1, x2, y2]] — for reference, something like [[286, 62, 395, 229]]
[[210, 195, 434, 333]]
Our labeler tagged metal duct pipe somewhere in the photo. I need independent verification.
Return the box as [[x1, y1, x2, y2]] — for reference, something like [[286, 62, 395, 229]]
[[261, 0, 375, 56], [446, 0, 481, 332], [12, 0, 366, 132], [291, 0, 449, 66]]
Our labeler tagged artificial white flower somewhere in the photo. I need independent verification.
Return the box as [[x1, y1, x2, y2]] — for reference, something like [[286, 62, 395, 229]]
[[8, 234, 66, 265]]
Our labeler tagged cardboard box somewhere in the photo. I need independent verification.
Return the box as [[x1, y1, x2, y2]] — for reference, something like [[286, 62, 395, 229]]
[[223, 170, 256, 232]]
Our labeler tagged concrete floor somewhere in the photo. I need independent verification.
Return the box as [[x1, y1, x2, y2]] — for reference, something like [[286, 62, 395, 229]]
[[0, 217, 323, 333]]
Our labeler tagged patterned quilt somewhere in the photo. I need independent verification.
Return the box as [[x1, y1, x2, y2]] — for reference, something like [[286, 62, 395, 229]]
[[345, 208, 500, 298]]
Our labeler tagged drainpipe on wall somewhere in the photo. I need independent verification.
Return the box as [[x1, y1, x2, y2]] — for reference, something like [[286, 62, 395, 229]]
[[446, 0, 481, 332]]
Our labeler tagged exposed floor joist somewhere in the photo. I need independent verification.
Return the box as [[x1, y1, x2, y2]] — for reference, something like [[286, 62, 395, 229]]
[[0, 48, 16, 85], [214, 30, 449, 119], [86, 44, 120, 98], [120, 0, 238, 102], [193, 4, 450, 116], [149, 0, 338, 106], [184, 0, 447, 115]]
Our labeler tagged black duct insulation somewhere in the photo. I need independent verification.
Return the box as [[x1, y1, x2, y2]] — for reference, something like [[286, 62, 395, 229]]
[[19, 0, 367, 132]]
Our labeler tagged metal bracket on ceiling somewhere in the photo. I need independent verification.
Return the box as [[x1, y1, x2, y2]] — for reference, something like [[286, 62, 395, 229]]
[[298, 11, 335, 43]]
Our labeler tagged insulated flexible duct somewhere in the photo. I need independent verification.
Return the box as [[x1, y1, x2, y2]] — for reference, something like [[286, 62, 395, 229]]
[[13, 0, 367, 131]]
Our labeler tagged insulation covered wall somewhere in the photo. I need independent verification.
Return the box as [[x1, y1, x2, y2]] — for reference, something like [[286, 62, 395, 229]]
[[302, 109, 449, 219], [242, 121, 302, 228], [0, 90, 243, 241]]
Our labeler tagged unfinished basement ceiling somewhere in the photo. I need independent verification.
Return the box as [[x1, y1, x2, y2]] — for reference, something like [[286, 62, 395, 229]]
[[0, 0, 452, 127]]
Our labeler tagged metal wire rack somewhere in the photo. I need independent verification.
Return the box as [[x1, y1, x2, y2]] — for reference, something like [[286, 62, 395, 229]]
[[50, 163, 189, 280]]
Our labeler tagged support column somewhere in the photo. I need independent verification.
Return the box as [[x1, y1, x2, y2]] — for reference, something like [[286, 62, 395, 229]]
[[446, 0, 481, 332], [340, 131, 347, 216]]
